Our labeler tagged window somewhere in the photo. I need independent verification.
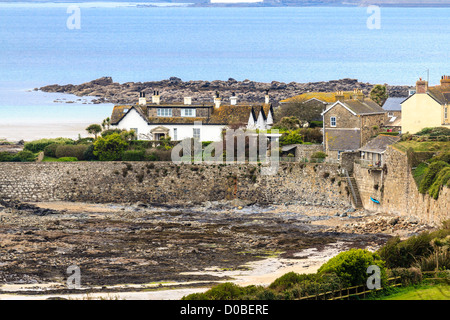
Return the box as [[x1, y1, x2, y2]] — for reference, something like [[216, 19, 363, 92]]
[[388, 112, 393, 117], [193, 128, 200, 140], [445, 107, 448, 121], [181, 108, 196, 117], [330, 117, 336, 127], [173, 128, 178, 141], [157, 108, 172, 117]]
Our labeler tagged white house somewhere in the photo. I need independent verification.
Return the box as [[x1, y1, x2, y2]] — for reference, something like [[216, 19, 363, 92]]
[[110, 92, 274, 142]]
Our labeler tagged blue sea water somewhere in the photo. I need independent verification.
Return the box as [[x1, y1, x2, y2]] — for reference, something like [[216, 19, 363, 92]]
[[0, 2, 450, 138]]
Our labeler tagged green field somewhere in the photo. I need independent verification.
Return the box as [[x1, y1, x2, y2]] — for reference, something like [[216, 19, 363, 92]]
[[377, 285, 450, 300]]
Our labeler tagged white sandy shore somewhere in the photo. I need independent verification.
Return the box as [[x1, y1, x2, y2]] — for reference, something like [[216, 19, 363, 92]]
[[0, 123, 91, 141]]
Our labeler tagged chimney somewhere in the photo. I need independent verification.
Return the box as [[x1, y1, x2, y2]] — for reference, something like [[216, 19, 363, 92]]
[[152, 90, 160, 105], [416, 78, 428, 94], [184, 97, 192, 105], [335, 91, 345, 102], [441, 75, 450, 87], [230, 92, 237, 106], [265, 89, 270, 104], [214, 91, 221, 109], [352, 89, 364, 102], [138, 91, 146, 105]]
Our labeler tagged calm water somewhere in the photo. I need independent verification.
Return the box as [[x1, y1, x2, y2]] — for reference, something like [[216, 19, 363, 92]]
[[1, 3, 450, 133]]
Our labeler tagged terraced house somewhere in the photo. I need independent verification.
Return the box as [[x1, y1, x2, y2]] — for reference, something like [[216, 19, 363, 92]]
[[321, 90, 387, 160], [401, 76, 450, 134], [110, 91, 274, 141]]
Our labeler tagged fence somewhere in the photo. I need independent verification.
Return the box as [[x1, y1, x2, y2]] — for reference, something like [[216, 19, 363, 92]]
[[298, 276, 402, 300]]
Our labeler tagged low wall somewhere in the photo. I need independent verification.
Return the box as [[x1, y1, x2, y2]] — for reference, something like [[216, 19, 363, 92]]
[[354, 146, 450, 225], [0, 162, 351, 207]]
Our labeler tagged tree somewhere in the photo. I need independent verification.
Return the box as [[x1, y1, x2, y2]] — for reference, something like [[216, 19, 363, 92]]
[[85, 124, 102, 139], [101, 117, 111, 130], [369, 84, 388, 106], [93, 133, 128, 161], [273, 117, 301, 131]]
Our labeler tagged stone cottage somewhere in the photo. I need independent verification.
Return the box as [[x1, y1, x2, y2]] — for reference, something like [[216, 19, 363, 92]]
[[321, 90, 387, 160]]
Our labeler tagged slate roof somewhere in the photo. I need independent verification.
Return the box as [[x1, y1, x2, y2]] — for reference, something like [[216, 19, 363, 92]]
[[340, 99, 386, 115], [358, 134, 401, 154], [382, 97, 404, 111], [428, 86, 450, 105], [325, 129, 361, 151], [110, 103, 270, 126]]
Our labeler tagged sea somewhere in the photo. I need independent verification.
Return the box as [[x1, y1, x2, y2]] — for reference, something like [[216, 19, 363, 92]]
[[1, 2, 450, 140]]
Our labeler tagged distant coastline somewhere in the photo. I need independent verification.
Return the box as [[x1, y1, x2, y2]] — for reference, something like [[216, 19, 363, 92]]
[[2, 1, 450, 8]]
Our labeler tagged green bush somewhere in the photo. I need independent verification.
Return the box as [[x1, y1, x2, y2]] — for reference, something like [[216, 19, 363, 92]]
[[43, 143, 60, 158], [83, 144, 97, 161], [0, 152, 14, 162], [280, 131, 303, 146], [317, 249, 386, 287], [24, 138, 74, 153], [416, 127, 450, 137], [268, 272, 317, 291], [311, 151, 327, 159], [55, 144, 89, 161], [122, 150, 146, 161], [388, 268, 423, 286], [93, 133, 128, 161], [182, 282, 245, 300]]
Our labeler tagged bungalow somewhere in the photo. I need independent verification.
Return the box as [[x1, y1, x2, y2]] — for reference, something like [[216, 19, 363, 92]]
[[321, 90, 387, 160], [110, 91, 274, 142], [401, 76, 450, 134]]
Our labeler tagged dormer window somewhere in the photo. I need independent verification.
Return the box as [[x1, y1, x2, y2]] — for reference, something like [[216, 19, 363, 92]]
[[181, 108, 196, 117], [157, 108, 172, 117]]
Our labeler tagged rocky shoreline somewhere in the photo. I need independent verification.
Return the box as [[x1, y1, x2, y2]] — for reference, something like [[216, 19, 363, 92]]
[[38, 77, 411, 105], [0, 199, 434, 299]]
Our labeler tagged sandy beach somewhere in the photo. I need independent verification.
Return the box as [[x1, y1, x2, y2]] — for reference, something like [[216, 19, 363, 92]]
[[0, 123, 91, 142]]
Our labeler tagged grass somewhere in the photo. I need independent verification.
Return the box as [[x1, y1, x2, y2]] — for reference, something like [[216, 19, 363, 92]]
[[393, 140, 450, 153], [373, 284, 450, 300]]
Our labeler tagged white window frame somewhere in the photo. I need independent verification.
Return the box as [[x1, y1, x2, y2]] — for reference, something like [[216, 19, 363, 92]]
[[193, 128, 200, 140], [330, 116, 336, 127], [181, 108, 196, 117], [388, 112, 394, 117], [157, 108, 172, 117]]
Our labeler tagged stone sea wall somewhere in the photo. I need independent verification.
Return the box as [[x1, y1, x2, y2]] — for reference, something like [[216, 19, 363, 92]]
[[354, 146, 450, 225], [0, 162, 351, 207]]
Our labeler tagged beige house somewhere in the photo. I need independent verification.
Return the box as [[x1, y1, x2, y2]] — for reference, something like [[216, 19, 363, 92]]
[[401, 76, 450, 134]]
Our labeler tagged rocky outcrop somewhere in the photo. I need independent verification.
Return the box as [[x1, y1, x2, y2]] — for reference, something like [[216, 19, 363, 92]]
[[38, 77, 411, 105]]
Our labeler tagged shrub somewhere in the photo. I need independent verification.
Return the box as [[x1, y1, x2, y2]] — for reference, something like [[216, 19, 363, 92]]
[[93, 133, 128, 161], [317, 249, 386, 287], [150, 149, 172, 161], [388, 268, 423, 286], [44, 143, 60, 158], [311, 151, 327, 159], [122, 150, 146, 161], [269, 272, 317, 291], [83, 144, 97, 161], [13, 150, 36, 162], [55, 144, 89, 160], [0, 152, 14, 162], [428, 166, 450, 199], [280, 130, 303, 146], [182, 282, 244, 300], [24, 138, 74, 153]]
